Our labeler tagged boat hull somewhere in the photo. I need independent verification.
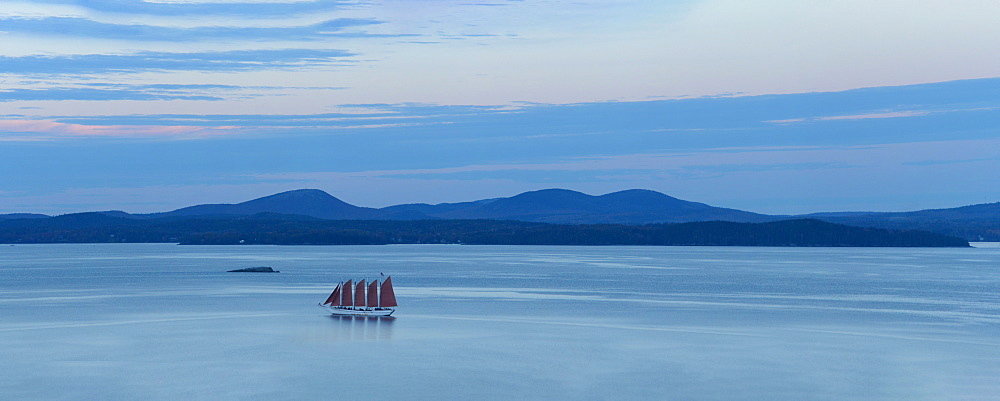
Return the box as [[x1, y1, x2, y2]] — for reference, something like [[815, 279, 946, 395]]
[[321, 305, 394, 317]]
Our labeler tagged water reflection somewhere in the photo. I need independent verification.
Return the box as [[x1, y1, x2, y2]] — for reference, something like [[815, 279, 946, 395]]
[[327, 315, 395, 341]]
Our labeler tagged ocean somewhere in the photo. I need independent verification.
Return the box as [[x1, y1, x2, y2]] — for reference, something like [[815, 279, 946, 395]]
[[1, 243, 999, 400]]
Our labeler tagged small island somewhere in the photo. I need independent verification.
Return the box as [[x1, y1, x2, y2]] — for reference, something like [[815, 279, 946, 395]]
[[227, 266, 280, 273]]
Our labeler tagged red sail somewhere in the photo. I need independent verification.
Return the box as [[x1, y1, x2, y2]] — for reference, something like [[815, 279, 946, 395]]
[[355, 280, 366, 307], [342, 279, 353, 306], [367, 280, 378, 307], [379, 276, 398, 307], [324, 283, 342, 306]]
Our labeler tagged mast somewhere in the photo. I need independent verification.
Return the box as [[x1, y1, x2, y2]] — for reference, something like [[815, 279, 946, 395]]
[[324, 283, 342, 306], [367, 280, 379, 307], [342, 279, 353, 307], [355, 280, 366, 307], [379, 276, 398, 307]]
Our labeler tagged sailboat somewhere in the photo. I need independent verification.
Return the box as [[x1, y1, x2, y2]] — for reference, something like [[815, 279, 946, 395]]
[[319, 276, 397, 316]]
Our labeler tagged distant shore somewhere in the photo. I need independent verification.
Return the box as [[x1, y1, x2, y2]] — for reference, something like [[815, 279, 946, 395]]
[[0, 215, 970, 247]]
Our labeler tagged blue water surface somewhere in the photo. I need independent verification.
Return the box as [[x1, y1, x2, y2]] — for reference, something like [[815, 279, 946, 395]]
[[1, 244, 999, 400]]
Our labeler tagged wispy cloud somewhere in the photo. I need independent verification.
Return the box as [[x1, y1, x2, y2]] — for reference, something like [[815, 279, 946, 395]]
[[0, 16, 384, 41], [245, 148, 833, 182], [765, 110, 931, 124], [0, 119, 243, 141], [903, 156, 1000, 167], [1, 83, 346, 103], [16, 0, 361, 17], [0, 49, 355, 75], [50, 111, 453, 131], [35, 102, 524, 129], [816, 111, 931, 121], [0, 87, 224, 102], [246, 138, 1000, 184]]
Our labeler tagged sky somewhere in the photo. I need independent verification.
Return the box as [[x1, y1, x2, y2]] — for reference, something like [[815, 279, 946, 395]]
[[1, 0, 999, 216]]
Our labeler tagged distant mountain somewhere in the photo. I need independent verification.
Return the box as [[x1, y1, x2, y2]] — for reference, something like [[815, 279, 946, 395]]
[[147, 189, 379, 220], [802, 202, 1000, 241], [806, 202, 1000, 221], [0, 213, 49, 220], [386, 189, 773, 224], [131, 188, 775, 224]]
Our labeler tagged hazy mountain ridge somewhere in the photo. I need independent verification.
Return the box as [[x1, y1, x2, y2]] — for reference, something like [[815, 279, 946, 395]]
[[804, 202, 1000, 221], [2, 188, 997, 240], [800, 202, 1000, 241], [138, 188, 773, 224]]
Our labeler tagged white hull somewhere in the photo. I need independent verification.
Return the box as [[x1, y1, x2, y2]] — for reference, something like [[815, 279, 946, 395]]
[[321, 305, 395, 316]]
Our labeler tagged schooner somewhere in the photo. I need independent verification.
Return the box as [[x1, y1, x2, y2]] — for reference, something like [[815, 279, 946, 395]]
[[320, 276, 397, 316]]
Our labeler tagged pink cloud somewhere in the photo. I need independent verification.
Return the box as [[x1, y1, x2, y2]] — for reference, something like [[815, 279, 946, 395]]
[[0, 119, 243, 141]]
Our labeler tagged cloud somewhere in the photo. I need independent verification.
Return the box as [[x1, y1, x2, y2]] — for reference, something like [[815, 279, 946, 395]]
[[52, 112, 448, 131], [0, 16, 384, 41], [0, 87, 224, 102], [817, 111, 931, 121], [0, 49, 355, 75], [247, 138, 1000, 183], [0, 119, 243, 140], [7, 0, 360, 18], [41, 102, 520, 129], [0, 83, 347, 103], [765, 111, 931, 124]]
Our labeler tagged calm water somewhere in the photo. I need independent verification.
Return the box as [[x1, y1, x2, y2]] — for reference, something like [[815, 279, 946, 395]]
[[2, 244, 1000, 400]]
